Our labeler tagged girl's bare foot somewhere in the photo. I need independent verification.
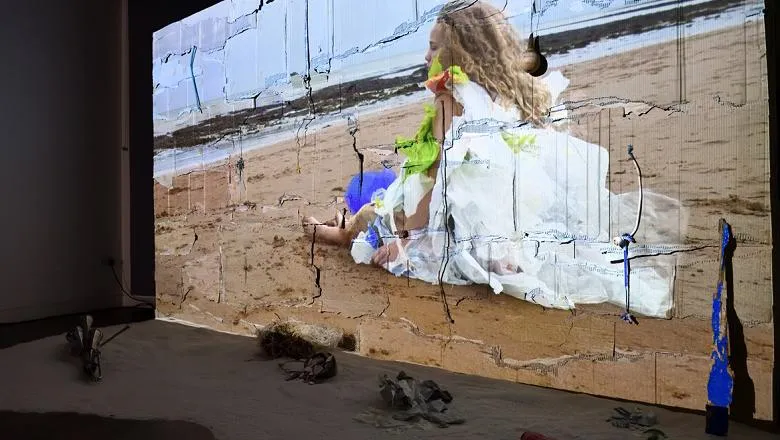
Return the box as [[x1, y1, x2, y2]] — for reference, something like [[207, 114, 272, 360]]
[[302, 215, 352, 247], [334, 209, 346, 228], [312, 209, 346, 228]]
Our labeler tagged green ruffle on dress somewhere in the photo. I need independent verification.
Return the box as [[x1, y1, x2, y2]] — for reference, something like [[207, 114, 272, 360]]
[[394, 55, 470, 182], [394, 104, 440, 182]]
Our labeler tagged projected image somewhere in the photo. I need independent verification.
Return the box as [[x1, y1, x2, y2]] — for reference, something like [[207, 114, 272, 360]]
[[153, 0, 769, 329], [300, 2, 692, 322]]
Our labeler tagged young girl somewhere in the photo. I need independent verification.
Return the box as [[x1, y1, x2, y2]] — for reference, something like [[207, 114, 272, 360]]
[[304, 0, 549, 257], [305, 0, 687, 318]]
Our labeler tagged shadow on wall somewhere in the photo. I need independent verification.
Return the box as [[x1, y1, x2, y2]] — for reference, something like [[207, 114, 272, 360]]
[[0, 411, 216, 440], [725, 230, 757, 422]]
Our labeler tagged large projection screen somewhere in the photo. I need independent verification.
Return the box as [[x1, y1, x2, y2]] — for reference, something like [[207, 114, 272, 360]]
[[151, 0, 772, 419]]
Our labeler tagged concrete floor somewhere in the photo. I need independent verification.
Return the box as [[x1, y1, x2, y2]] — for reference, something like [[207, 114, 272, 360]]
[[0, 318, 776, 440]]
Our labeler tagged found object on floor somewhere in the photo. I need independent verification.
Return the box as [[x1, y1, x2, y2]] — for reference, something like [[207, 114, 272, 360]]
[[64, 319, 130, 382], [705, 405, 729, 437], [378, 371, 464, 428], [519, 431, 558, 440], [607, 407, 659, 429], [256, 321, 340, 385], [256, 321, 316, 360], [279, 351, 338, 385], [705, 218, 734, 437], [643, 428, 669, 440], [65, 315, 104, 381]]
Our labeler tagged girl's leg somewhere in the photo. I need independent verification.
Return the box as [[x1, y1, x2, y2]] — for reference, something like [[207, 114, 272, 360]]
[[301, 221, 350, 246], [321, 209, 346, 227], [302, 204, 376, 247]]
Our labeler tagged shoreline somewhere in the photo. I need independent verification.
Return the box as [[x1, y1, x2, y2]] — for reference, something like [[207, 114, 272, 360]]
[[153, 90, 430, 181], [153, 0, 752, 153], [154, 17, 761, 180]]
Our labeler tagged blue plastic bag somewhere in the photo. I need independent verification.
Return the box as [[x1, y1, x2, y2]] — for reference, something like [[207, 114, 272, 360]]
[[343, 169, 396, 215]]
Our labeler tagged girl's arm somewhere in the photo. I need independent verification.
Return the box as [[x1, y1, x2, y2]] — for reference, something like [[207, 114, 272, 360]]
[[373, 93, 464, 268], [431, 92, 462, 144], [395, 92, 462, 231]]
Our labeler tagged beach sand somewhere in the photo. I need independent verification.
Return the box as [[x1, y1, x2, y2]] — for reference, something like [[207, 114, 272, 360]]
[[152, 22, 774, 419]]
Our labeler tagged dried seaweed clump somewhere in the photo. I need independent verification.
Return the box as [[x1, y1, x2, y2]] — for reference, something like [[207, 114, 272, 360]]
[[338, 332, 357, 351], [256, 322, 316, 360]]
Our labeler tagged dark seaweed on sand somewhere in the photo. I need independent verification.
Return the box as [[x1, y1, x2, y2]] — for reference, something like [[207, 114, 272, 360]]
[[154, 67, 428, 151], [541, 0, 746, 57]]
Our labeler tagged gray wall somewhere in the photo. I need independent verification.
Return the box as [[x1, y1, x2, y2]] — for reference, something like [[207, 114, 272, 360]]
[[0, 0, 124, 322]]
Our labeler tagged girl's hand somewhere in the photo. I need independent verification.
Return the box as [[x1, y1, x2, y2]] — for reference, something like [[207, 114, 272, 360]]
[[371, 241, 403, 267]]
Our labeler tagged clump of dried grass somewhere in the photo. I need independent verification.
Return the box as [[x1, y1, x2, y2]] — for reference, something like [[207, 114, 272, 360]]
[[256, 321, 317, 360]]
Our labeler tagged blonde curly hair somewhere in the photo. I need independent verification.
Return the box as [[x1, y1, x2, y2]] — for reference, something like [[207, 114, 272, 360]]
[[436, 0, 551, 125]]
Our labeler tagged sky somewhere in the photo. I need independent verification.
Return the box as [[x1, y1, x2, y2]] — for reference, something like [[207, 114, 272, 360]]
[[150, 0, 718, 120]]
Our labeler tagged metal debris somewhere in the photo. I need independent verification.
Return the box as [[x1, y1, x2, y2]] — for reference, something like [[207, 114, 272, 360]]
[[280, 351, 337, 385], [378, 371, 465, 428], [608, 407, 662, 434], [64, 318, 131, 383]]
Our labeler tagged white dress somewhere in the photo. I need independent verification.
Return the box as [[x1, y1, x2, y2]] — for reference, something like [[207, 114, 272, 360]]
[[353, 72, 688, 318]]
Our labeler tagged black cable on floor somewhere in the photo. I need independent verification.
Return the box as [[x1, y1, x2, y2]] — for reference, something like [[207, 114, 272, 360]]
[[108, 263, 155, 308]]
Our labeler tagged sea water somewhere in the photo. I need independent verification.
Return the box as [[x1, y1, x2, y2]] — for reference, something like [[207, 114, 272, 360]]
[[153, 0, 761, 180]]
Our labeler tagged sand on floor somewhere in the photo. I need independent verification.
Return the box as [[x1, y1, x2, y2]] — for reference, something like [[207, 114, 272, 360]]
[[1, 319, 777, 440]]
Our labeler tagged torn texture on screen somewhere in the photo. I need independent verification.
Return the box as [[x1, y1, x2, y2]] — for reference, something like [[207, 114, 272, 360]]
[[359, 72, 687, 318], [151, 8, 772, 426], [152, 0, 767, 319], [151, 0, 772, 419]]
